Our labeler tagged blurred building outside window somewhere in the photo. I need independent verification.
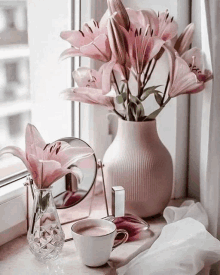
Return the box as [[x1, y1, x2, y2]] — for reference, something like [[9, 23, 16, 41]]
[[0, 0, 30, 183]]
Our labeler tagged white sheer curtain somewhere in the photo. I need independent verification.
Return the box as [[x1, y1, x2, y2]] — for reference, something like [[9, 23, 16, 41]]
[[199, 0, 220, 274]]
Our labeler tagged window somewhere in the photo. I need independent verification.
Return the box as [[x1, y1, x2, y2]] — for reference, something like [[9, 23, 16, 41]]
[[0, 0, 73, 245], [0, 0, 30, 183]]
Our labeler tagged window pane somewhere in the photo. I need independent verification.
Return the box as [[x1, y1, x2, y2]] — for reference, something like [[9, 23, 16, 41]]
[[0, 0, 30, 183]]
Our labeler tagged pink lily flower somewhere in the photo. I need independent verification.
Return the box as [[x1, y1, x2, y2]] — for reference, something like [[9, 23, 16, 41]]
[[0, 124, 94, 188], [126, 25, 165, 74], [126, 8, 178, 41], [60, 67, 115, 109], [60, 13, 111, 62], [157, 9, 178, 41], [181, 47, 213, 83], [174, 23, 195, 56], [168, 55, 205, 98]]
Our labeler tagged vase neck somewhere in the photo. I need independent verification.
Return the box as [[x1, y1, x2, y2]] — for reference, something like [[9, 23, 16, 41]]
[[116, 119, 160, 143]]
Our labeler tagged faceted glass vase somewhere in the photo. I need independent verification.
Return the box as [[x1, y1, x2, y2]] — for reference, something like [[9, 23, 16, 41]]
[[27, 187, 65, 262]]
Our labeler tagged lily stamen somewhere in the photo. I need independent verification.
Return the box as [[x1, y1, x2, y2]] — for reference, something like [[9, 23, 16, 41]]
[[191, 55, 196, 71], [43, 143, 50, 151], [79, 30, 84, 37]]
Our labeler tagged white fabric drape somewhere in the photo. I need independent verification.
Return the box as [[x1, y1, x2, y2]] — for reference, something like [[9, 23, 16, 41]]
[[199, 0, 220, 274]]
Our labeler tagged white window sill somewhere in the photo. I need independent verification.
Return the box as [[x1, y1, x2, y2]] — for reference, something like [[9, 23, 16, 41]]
[[0, 177, 27, 246], [0, 176, 26, 205]]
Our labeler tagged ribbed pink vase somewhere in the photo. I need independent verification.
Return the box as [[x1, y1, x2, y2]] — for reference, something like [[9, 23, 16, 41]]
[[103, 119, 173, 218]]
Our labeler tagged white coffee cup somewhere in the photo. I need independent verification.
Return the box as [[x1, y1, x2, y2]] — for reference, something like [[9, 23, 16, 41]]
[[71, 218, 129, 267]]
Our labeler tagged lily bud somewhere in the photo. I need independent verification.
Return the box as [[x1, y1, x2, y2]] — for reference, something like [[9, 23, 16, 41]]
[[107, 17, 127, 66], [174, 23, 195, 56], [107, 0, 130, 31]]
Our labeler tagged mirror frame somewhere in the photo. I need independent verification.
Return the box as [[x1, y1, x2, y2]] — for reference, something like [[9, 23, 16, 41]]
[[54, 137, 98, 209]]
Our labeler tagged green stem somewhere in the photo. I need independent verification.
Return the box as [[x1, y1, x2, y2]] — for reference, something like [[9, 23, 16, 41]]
[[112, 71, 120, 95], [143, 59, 157, 87], [163, 96, 171, 106], [161, 74, 170, 106], [143, 59, 152, 84], [113, 109, 125, 120], [137, 73, 142, 98], [31, 212, 37, 234], [112, 71, 126, 110]]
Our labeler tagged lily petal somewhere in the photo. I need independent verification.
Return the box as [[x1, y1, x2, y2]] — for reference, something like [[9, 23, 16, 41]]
[[99, 9, 110, 31], [80, 34, 111, 62], [158, 10, 178, 41], [143, 37, 165, 70], [0, 146, 31, 172], [101, 60, 116, 95], [40, 160, 68, 188], [175, 23, 195, 55], [126, 8, 159, 34], [59, 47, 83, 61], [46, 141, 94, 168], [181, 47, 202, 70], [162, 43, 176, 87], [169, 56, 204, 97], [60, 30, 92, 47], [60, 87, 115, 109], [72, 67, 102, 89], [28, 154, 43, 187], [25, 123, 46, 160]]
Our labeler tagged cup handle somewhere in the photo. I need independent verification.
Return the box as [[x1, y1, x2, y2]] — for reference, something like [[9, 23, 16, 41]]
[[112, 229, 129, 250]]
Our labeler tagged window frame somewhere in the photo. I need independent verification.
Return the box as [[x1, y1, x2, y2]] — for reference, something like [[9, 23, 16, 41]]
[[0, 0, 74, 245]]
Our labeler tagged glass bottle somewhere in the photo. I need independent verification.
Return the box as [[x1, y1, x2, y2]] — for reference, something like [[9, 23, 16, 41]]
[[27, 187, 65, 262]]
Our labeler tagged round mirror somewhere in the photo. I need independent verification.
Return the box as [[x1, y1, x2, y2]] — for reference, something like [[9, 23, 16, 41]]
[[52, 137, 97, 209]]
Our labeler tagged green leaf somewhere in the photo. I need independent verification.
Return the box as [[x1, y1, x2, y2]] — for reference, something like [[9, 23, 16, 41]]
[[127, 96, 145, 121], [130, 96, 145, 118], [116, 92, 127, 104], [154, 93, 163, 106], [38, 193, 50, 212], [148, 107, 164, 119], [130, 95, 142, 105], [143, 117, 154, 121], [116, 95, 124, 104], [120, 83, 125, 93], [127, 102, 136, 121], [140, 85, 163, 101], [143, 85, 162, 93]]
